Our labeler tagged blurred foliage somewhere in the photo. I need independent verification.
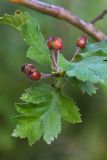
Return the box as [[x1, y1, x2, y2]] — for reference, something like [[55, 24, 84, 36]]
[[0, 0, 107, 160]]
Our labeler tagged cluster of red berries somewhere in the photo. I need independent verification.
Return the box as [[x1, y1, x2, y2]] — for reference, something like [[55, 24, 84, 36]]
[[21, 36, 87, 81]]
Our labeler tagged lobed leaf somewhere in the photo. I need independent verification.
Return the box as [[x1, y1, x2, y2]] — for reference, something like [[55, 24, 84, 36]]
[[58, 54, 107, 86], [12, 83, 81, 145]]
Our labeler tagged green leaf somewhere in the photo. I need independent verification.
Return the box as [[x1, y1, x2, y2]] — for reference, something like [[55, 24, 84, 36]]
[[64, 77, 97, 96], [12, 117, 42, 145], [27, 46, 51, 65], [21, 12, 51, 64], [15, 103, 48, 117], [86, 40, 107, 53], [58, 54, 107, 86], [20, 83, 52, 104], [79, 81, 97, 95], [58, 93, 81, 123], [12, 83, 81, 145], [0, 10, 51, 64], [0, 10, 27, 31], [81, 40, 107, 57], [42, 105, 61, 144], [13, 84, 61, 144]]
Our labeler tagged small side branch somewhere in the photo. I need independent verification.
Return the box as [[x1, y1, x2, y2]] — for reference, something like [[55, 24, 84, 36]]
[[91, 9, 107, 24]]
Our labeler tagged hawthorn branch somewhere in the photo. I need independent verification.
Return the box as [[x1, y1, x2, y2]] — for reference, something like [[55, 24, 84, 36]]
[[91, 9, 107, 24], [9, 0, 107, 41]]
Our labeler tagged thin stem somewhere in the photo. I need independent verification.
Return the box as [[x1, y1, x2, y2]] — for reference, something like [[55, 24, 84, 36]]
[[50, 50, 57, 69], [41, 72, 64, 78], [56, 50, 60, 65], [41, 73, 52, 78], [91, 9, 107, 24], [70, 47, 80, 62], [56, 50, 60, 72]]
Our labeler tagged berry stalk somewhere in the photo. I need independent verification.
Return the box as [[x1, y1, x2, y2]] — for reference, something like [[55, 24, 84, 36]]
[[70, 47, 80, 62], [50, 49, 57, 70]]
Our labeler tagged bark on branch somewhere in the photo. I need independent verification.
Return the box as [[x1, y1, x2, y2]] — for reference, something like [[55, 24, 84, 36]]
[[9, 0, 107, 41]]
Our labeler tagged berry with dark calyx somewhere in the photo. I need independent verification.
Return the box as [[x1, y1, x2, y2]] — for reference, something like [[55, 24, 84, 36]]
[[21, 64, 36, 75], [47, 37, 63, 51], [28, 71, 41, 81], [76, 36, 88, 49], [21, 64, 41, 81]]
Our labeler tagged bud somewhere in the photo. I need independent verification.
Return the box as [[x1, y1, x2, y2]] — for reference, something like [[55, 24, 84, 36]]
[[76, 36, 87, 49]]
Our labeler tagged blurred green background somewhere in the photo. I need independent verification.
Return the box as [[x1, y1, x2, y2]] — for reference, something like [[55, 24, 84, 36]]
[[0, 0, 107, 160]]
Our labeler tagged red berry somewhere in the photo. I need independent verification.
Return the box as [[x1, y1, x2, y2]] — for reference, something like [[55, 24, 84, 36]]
[[47, 37, 53, 50], [76, 36, 87, 49], [47, 37, 63, 51], [52, 37, 63, 51], [28, 71, 41, 81]]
